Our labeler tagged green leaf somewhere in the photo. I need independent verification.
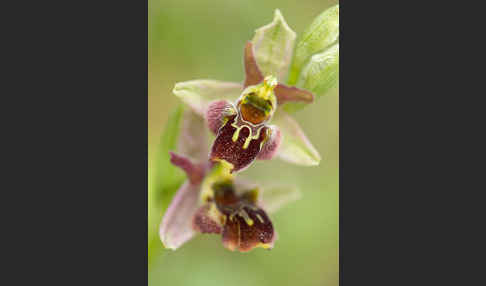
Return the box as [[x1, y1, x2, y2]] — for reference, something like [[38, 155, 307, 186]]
[[173, 80, 242, 116], [149, 106, 211, 262], [272, 110, 321, 166], [153, 105, 186, 206], [296, 43, 339, 97], [261, 186, 301, 214], [288, 4, 339, 85], [252, 9, 296, 81], [149, 104, 185, 264], [284, 44, 339, 114]]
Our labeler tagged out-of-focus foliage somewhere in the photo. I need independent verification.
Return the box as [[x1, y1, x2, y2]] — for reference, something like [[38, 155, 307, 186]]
[[288, 4, 339, 85], [148, 105, 185, 265], [297, 43, 339, 97], [285, 4, 339, 113], [149, 0, 339, 285]]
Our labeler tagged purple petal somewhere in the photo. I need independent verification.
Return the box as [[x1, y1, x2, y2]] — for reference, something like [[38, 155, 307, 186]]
[[243, 41, 264, 88], [257, 125, 281, 160], [274, 83, 314, 105], [169, 152, 205, 185], [205, 100, 236, 135], [159, 181, 200, 250]]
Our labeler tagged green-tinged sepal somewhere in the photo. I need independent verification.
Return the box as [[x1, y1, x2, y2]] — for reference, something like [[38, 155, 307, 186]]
[[173, 80, 243, 116], [288, 4, 339, 85], [252, 9, 296, 81], [260, 186, 301, 214], [272, 110, 321, 166]]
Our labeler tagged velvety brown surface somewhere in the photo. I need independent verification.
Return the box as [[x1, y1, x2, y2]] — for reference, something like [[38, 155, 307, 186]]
[[210, 115, 267, 172], [221, 205, 274, 252], [213, 181, 274, 252]]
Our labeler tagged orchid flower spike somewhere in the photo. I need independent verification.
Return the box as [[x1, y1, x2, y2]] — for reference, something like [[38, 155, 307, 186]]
[[159, 110, 300, 252]]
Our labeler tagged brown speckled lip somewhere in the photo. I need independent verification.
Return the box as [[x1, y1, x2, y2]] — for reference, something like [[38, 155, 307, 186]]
[[221, 205, 274, 252], [210, 115, 268, 173], [214, 182, 274, 252]]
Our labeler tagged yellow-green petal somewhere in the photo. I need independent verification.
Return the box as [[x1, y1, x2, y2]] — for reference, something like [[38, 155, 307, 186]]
[[261, 186, 301, 214]]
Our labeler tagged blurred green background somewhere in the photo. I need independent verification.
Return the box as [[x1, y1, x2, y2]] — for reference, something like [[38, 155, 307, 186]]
[[149, 0, 339, 285]]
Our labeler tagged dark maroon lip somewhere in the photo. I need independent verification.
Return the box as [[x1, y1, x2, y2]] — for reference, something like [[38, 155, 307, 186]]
[[210, 115, 268, 173]]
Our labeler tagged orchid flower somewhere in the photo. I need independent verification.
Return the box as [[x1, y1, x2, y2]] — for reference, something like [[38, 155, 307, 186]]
[[159, 109, 300, 252], [172, 9, 337, 172]]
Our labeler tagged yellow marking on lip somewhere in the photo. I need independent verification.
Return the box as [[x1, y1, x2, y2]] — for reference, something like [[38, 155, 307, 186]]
[[230, 116, 266, 150], [232, 126, 242, 142], [260, 243, 272, 249], [243, 135, 251, 149], [256, 214, 264, 224], [231, 126, 252, 149], [239, 209, 254, 226]]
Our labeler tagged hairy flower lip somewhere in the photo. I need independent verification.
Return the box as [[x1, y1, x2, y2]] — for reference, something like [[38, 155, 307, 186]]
[[221, 203, 275, 252], [209, 114, 269, 173]]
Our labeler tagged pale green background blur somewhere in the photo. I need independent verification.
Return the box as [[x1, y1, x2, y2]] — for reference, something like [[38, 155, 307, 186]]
[[149, 0, 339, 285]]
